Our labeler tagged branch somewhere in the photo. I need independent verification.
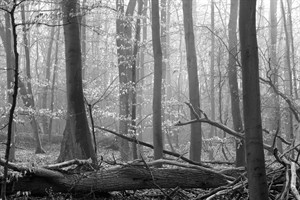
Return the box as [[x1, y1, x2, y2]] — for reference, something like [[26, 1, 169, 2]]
[[95, 126, 212, 168], [175, 117, 273, 153]]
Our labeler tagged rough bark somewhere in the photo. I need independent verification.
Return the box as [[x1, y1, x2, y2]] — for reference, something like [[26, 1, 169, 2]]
[[182, 0, 202, 161], [228, 0, 245, 167], [58, 0, 96, 162], [0, 160, 230, 196], [239, 0, 269, 199], [151, 0, 164, 165]]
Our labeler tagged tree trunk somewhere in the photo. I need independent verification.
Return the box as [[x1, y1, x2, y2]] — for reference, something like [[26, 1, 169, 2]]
[[20, 4, 45, 154], [182, 0, 202, 162], [131, 0, 143, 159], [268, 0, 282, 152], [137, 0, 148, 157], [48, 25, 60, 142], [151, 0, 164, 166], [1, 160, 230, 196], [58, 0, 96, 163], [280, 0, 294, 143], [0, 12, 16, 161], [228, 0, 245, 167], [41, 16, 55, 136], [116, 0, 137, 161], [209, 0, 216, 160], [239, 0, 269, 199]]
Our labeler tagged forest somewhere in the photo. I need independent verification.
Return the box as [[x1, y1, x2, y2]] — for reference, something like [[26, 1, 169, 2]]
[[0, 0, 299, 199]]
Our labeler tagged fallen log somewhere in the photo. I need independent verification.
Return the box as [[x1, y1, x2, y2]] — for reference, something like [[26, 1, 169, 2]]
[[0, 159, 231, 196]]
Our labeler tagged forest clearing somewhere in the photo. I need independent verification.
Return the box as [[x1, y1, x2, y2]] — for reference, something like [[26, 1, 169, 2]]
[[0, 0, 300, 199]]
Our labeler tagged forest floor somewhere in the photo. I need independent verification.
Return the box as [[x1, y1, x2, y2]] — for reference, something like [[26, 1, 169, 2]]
[[0, 132, 243, 200]]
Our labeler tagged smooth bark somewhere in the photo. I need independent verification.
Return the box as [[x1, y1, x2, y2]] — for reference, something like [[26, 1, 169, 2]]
[[182, 0, 202, 161], [151, 0, 164, 165], [228, 0, 245, 167], [239, 0, 269, 199], [58, 0, 96, 162]]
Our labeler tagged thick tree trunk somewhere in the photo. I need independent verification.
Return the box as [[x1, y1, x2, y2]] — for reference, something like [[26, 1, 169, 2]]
[[182, 0, 202, 162], [1, 160, 230, 196], [239, 0, 269, 199], [58, 0, 96, 162]]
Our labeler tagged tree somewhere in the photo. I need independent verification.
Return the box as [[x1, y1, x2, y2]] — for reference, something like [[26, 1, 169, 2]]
[[116, 0, 137, 161], [58, 0, 96, 162], [152, 0, 164, 165], [209, 0, 216, 160], [267, 0, 282, 152], [239, 0, 269, 199], [0, 12, 16, 161], [182, 0, 202, 162], [20, 3, 45, 154], [228, 0, 245, 167]]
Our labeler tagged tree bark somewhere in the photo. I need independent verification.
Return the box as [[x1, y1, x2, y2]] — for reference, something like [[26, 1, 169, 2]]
[[268, 0, 282, 152], [20, 4, 45, 154], [58, 0, 96, 162], [0, 160, 230, 196], [239, 0, 269, 199], [116, 0, 137, 161], [182, 0, 202, 162], [151, 0, 164, 166], [228, 0, 245, 167]]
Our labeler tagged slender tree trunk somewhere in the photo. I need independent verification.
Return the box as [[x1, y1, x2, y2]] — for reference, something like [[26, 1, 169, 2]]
[[137, 0, 148, 157], [161, 0, 167, 147], [48, 25, 61, 142], [58, 0, 96, 163], [152, 0, 164, 166], [81, 0, 87, 81], [268, 0, 282, 152], [239, 0, 269, 199], [41, 18, 55, 136], [209, 0, 216, 160], [182, 0, 202, 162], [116, 0, 137, 161], [131, 0, 143, 159], [1, 3, 20, 198], [280, 0, 294, 143], [21, 4, 45, 154], [3, 12, 16, 161], [228, 0, 245, 167], [286, 0, 297, 99]]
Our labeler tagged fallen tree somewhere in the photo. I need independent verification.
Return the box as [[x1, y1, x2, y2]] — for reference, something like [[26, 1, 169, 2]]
[[0, 158, 232, 196]]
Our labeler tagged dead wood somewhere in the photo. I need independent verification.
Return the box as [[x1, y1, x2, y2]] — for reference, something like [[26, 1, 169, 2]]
[[0, 158, 231, 196]]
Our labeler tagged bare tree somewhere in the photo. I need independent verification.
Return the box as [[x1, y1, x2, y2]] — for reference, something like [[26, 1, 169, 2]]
[[182, 0, 202, 161], [58, 0, 96, 162], [152, 0, 164, 165], [228, 0, 245, 167], [239, 0, 268, 199]]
